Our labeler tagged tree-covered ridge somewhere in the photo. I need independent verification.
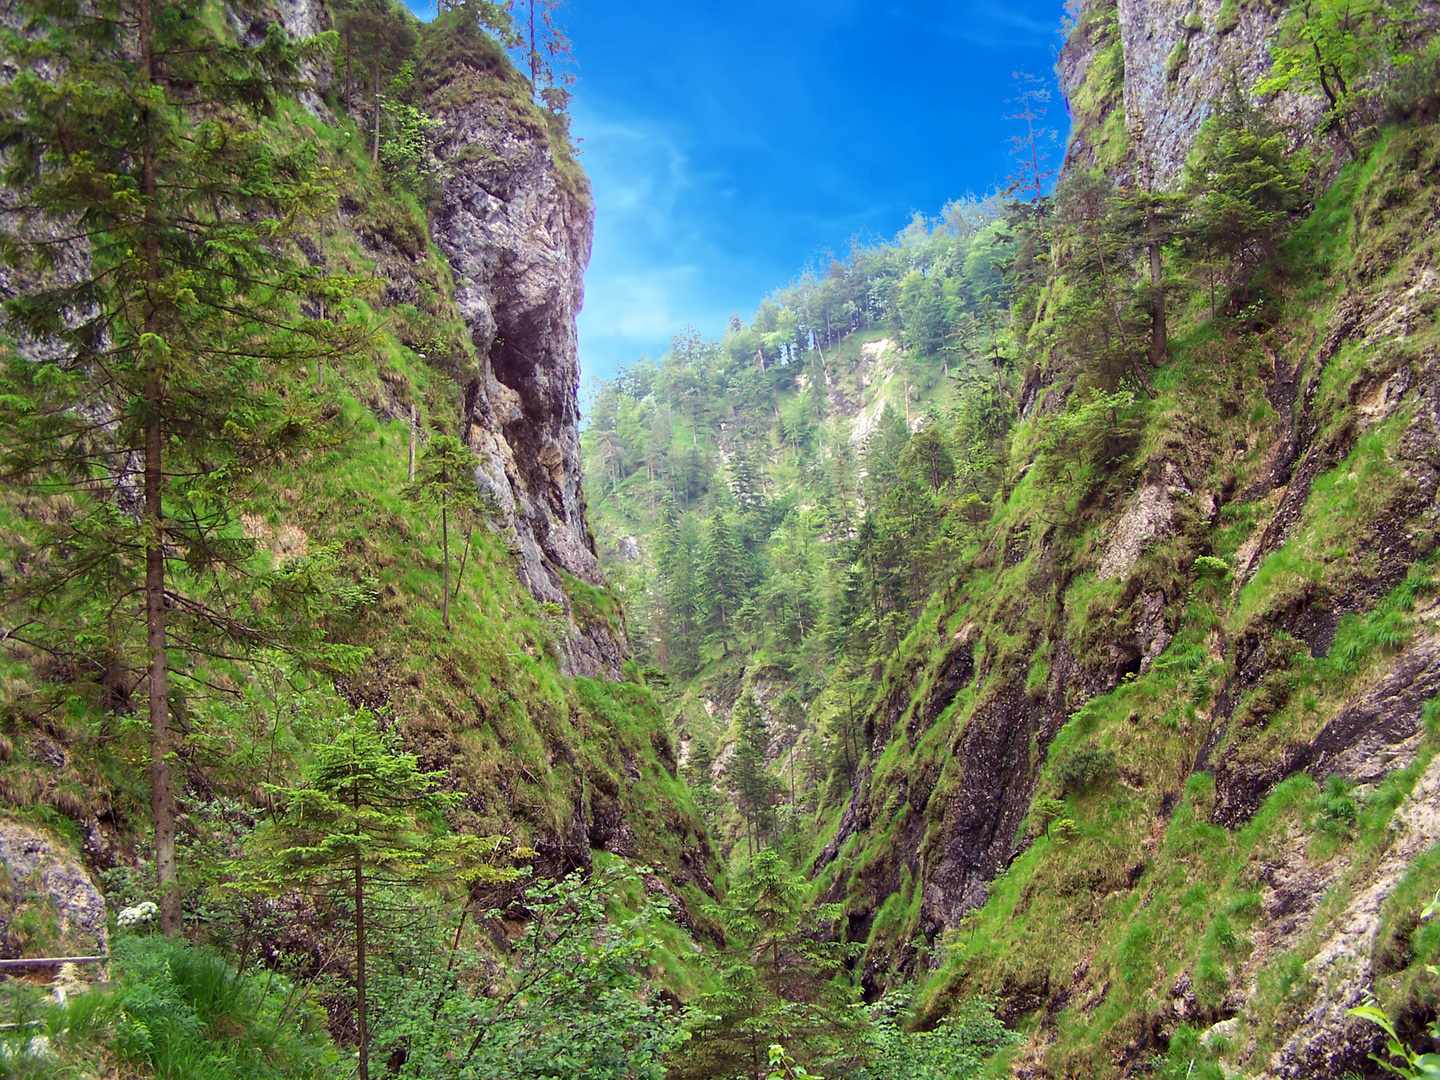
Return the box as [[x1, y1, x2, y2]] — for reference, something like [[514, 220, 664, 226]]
[[585, 3, 1440, 1075], [583, 198, 1016, 660], [580, 69, 1323, 851], [0, 0, 714, 1075]]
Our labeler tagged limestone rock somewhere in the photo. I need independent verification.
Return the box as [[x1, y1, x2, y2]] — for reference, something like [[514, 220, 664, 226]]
[[424, 69, 623, 680], [0, 818, 107, 960]]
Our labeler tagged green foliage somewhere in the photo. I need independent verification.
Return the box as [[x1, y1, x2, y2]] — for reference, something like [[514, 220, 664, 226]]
[[105, 936, 339, 1079], [684, 848, 858, 1080], [1350, 990, 1440, 1078], [1257, 0, 1418, 155], [379, 63, 444, 197], [242, 709, 463, 892], [0, 0, 372, 929], [730, 695, 782, 849], [0, 936, 338, 1079], [766, 1043, 827, 1080], [850, 997, 1018, 1080], [1187, 79, 1312, 262], [405, 867, 691, 1080], [1384, 35, 1440, 124], [236, 708, 516, 1080], [405, 433, 495, 629]]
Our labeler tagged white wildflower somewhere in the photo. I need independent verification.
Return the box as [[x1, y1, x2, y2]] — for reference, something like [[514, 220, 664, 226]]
[[117, 901, 159, 928]]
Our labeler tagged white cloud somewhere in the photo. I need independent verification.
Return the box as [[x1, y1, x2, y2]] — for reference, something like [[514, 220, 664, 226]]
[[572, 104, 738, 381]]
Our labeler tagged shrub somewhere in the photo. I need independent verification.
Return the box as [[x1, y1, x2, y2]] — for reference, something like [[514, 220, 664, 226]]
[[1055, 746, 1117, 795]]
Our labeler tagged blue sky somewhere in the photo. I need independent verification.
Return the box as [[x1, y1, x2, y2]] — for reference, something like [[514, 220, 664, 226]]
[[407, 1, 1068, 387]]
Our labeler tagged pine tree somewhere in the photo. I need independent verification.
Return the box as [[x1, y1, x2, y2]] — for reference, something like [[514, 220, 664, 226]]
[[404, 434, 492, 631], [237, 710, 507, 1080], [511, 0, 575, 112], [687, 847, 857, 1080], [860, 404, 910, 509], [1052, 169, 1154, 394], [898, 426, 955, 495], [729, 694, 779, 854], [1187, 82, 1311, 266], [1004, 70, 1059, 203], [0, 0, 367, 933], [1114, 135, 1192, 370], [684, 737, 720, 824], [333, 0, 417, 162], [655, 499, 701, 674], [700, 511, 746, 654]]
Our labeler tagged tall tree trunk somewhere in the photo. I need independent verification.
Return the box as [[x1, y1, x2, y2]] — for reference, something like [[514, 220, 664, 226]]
[[1146, 204, 1167, 369], [451, 528, 472, 601], [355, 858, 369, 1080], [371, 53, 381, 163], [441, 498, 451, 631], [145, 395, 179, 935], [528, 0, 538, 101], [139, 0, 181, 938], [408, 404, 416, 482]]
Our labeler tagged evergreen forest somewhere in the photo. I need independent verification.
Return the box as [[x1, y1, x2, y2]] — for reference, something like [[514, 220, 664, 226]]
[[0, 0, 1437, 1078]]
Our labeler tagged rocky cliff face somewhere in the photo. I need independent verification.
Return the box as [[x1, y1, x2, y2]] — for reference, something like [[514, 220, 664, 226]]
[[816, 6, 1440, 1075], [254, 0, 623, 680], [1058, 0, 1323, 187], [423, 68, 624, 681]]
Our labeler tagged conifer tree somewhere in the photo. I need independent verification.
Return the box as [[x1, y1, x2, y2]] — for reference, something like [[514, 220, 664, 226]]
[[685, 737, 720, 825], [512, 0, 575, 112], [898, 426, 956, 495], [1052, 169, 1154, 394], [701, 510, 746, 654], [688, 847, 855, 1080], [1114, 134, 1192, 370], [655, 498, 701, 674], [730, 694, 779, 853], [333, 0, 416, 162], [1004, 70, 1059, 203], [1187, 82, 1310, 266], [404, 434, 490, 631], [0, 0, 366, 933], [240, 710, 487, 1080]]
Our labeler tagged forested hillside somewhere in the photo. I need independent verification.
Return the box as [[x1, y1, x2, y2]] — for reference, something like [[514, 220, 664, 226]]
[[0, 0, 722, 1075], [583, 0, 1440, 1075], [3, 0, 1440, 1076]]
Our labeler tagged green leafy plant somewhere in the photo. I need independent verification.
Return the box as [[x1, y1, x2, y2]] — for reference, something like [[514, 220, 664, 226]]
[[1256, 0, 1418, 157], [1055, 746, 1117, 795]]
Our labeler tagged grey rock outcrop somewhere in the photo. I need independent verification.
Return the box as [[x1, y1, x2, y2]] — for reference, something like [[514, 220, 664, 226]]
[[0, 818, 107, 959], [425, 74, 623, 679], [259, 0, 623, 680], [1058, 0, 1324, 188]]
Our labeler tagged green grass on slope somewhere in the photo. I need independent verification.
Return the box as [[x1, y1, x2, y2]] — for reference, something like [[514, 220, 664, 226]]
[[0, 25, 711, 929], [833, 122, 1440, 1077]]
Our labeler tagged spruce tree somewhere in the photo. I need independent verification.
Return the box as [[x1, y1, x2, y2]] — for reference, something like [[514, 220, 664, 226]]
[[654, 498, 701, 674], [333, 0, 416, 162], [0, 0, 366, 933], [239, 710, 473, 1080], [404, 433, 490, 631], [729, 693, 779, 853], [700, 510, 746, 654], [1187, 82, 1310, 266]]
